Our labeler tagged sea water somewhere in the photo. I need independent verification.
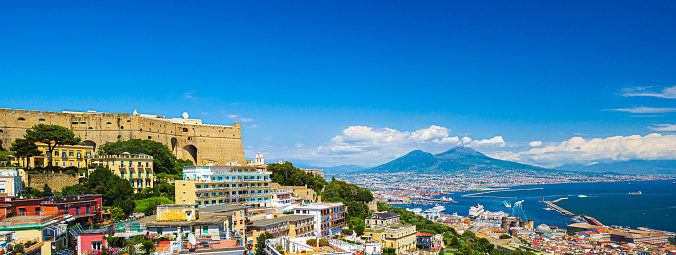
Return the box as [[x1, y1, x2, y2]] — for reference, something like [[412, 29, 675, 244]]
[[393, 179, 676, 232]]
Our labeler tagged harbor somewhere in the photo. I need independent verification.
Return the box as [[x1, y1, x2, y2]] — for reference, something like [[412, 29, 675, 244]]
[[540, 198, 605, 226]]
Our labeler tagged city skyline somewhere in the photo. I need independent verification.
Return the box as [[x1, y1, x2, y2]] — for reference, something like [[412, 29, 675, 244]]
[[2, 1, 676, 167]]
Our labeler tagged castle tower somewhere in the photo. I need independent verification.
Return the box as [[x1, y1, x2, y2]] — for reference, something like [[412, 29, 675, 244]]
[[255, 152, 264, 164]]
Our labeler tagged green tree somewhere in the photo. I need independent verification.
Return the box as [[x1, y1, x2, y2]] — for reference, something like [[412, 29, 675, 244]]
[[111, 207, 125, 221], [88, 168, 135, 215], [98, 139, 180, 174], [255, 232, 274, 255], [13, 244, 24, 254], [141, 240, 155, 255], [499, 234, 511, 239], [23, 124, 81, 170], [9, 138, 41, 167], [268, 162, 328, 193], [42, 184, 53, 197]]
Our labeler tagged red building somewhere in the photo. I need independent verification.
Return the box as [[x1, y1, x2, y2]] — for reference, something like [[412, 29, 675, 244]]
[[0, 194, 102, 222], [77, 228, 114, 255]]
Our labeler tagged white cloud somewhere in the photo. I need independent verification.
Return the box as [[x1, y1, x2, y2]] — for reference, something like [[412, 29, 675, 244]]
[[529, 141, 543, 147], [312, 125, 505, 166], [623, 86, 676, 99], [250, 124, 259, 128], [410, 125, 450, 143], [649, 124, 676, 131], [494, 133, 676, 167], [468, 136, 505, 147], [184, 91, 196, 100], [609, 107, 676, 113], [226, 114, 254, 123]]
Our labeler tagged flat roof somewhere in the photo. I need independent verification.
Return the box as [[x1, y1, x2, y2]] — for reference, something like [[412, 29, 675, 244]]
[[200, 205, 250, 213], [250, 215, 314, 228]]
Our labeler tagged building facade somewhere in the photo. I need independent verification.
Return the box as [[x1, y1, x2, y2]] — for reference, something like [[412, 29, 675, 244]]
[[176, 166, 273, 208], [0, 108, 246, 165], [9, 142, 94, 169], [248, 215, 315, 244], [292, 203, 346, 236], [0, 168, 23, 197], [96, 154, 155, 193], [364, 225, 417, 255], [366, 212, 400, 227]]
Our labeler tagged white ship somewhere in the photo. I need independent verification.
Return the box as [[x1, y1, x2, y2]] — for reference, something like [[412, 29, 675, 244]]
[[423, 204, 446, 214], [406, 208, 423, 214], [578, 195, 588, 198], [469, 204, 484, 217]]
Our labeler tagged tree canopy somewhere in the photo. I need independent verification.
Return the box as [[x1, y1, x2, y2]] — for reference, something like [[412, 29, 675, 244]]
[[98, 139, 192, 175], [255, 232, 274, 255], [268, 162, 327, 193], [23, 124, 81, 169], [9, 138, 41, 160]]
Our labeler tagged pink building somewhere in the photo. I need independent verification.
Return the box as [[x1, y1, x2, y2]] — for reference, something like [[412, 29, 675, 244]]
[[77, 228, 113, 255]]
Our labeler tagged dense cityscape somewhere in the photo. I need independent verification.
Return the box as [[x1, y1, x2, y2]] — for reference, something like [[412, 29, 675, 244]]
[[3, 1, 676, 254]]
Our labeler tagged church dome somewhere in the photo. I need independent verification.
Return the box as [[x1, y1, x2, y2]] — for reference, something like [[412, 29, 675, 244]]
[[535, 224, 552, 233]]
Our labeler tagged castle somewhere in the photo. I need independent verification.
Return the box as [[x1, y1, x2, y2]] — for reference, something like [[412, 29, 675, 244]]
[[0, 108, 246, 165]]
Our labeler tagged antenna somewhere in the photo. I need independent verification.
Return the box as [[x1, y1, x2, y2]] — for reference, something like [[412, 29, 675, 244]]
[[188, 233, 197, 246]]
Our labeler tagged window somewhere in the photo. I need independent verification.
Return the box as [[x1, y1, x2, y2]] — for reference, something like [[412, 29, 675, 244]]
[[183, 128, 188, 132], [63, 161, 66, 167], [18, 117, 26, 122], [148, 136, 152, 139], [92, 241, 102, 250], [203, 226, 209, 234], [106, 122, 112, 125], [120, 126, 124, 129], [72, 122, 78, 124], [77, 162, 81, 168], [62, 152, 67, 158], [69, 152, 74, 156], [77, 152, 81, 158], [55, 151, 59, 156], [158, 228, 163, 235], [127, 120, 131, 122], [146, 162, 149, 167], [75, 207, 80, 215]]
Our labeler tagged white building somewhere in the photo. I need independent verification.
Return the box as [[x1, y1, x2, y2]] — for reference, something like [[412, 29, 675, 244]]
[[292, 203, 346, 236], [0, 168, 23, 197], [255, 152, 264, 164]]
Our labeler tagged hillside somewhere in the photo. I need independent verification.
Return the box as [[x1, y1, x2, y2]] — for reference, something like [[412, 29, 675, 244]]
[[556, 160, 676, 175], [362, 146, 552, 173]]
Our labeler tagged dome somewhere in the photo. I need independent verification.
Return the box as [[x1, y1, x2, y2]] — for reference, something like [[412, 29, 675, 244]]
[[535, 224, 552, 233]]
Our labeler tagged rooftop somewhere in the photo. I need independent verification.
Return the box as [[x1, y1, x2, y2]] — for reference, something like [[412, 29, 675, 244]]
[[250, 215, 314, 227], [370, 211, 399, 219], [199, 204, 250, 213], [293, 203, 344, 210]]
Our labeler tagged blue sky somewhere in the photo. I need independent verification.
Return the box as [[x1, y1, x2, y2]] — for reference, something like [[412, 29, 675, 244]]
[[2, 1, 676, 167]]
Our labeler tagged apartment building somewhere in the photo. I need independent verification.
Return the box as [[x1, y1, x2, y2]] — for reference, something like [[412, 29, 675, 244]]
[[248, 215, 315, 244], [97, 153, 154, 193], [176, 166, 272, 208], [366, 211, 400, 227], [364, 225, 417, 255], [0, 168, 23, 197], [9, 142, 94, 168], [292, 203, 345, 236]]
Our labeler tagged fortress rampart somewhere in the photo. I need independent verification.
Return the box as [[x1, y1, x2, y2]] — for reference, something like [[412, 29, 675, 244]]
[[0, 108, 245, 165]]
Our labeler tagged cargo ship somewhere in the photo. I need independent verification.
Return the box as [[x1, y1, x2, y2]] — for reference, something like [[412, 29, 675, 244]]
[[629, 191, 642, 195]]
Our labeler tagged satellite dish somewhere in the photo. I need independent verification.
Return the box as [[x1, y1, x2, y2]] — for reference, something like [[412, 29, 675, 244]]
[[188, 233, 197, 245], [182, 112, 189, 119]]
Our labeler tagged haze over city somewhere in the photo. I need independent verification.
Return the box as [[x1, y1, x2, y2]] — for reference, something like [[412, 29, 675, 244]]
[[2, 1, 676, 168]]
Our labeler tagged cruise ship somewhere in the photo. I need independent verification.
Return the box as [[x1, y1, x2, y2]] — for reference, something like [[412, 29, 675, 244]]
[[469, 204, 484, 217], [423, 204, 446, 214]]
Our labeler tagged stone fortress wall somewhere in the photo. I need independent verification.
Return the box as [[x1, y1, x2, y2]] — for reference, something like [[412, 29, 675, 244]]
[[0, 108, 246, 165]]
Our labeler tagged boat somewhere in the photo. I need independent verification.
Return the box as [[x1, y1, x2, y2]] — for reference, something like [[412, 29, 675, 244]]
[[469, 204, 484, 217], [502, 201, 512, 208], [629, 191, 642, 195], [578, 195, 588, 198], [423, 204, 446, 214]]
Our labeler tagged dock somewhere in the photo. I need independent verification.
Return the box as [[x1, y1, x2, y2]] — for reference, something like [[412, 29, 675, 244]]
[[539, 200, 576, 217]]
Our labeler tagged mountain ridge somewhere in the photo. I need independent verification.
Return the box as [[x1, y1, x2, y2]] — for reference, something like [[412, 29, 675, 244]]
[[361, 146, 551, 173]]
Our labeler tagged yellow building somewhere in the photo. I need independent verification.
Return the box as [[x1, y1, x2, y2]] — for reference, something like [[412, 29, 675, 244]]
[[9, 142, 94, 169], [364, 225, 417, 255], [96, 153, 155, 193], [175, 166, 272, 208], [248, 214, 315, 244]]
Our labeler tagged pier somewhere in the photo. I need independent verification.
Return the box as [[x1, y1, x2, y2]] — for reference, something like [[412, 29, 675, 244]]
[[539, 199, 605, 226], [540, 200, 576, 217]]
